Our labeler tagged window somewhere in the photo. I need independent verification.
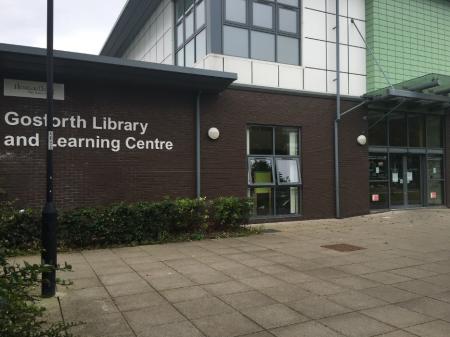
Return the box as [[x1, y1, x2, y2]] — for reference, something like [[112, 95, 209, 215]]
[[369, 154, 389, 209], [223, 26, 249, 58], [247, 126, 301, 217], [175, 0, 207, 67], [427, 155, 444, 205], [427, 115, 443, 148], [223, 0, 300, 65]]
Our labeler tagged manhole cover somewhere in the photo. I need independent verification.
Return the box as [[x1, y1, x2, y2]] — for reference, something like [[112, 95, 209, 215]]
[[321, 243, 365, 252]]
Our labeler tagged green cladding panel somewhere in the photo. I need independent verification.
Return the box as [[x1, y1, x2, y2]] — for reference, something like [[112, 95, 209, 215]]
[[366, 0, 450, 92]]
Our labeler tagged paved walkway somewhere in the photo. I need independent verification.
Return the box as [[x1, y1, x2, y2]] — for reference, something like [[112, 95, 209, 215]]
[[32, 209, 450, 337]]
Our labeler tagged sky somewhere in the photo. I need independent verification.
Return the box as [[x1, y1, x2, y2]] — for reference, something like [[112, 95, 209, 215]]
[[0, 0, 128, 55]]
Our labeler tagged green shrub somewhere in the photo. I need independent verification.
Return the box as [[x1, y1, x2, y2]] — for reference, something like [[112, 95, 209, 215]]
[[0, 248, 75, 337], [0, 201, 40, 253], [0, 196, 252, 252], [210, 197, 252, 231]]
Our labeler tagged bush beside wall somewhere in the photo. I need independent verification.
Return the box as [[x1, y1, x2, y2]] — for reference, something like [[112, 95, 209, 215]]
[[0, 197, 252, 253]]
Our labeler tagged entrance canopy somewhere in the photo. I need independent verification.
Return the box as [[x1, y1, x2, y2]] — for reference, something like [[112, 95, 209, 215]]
[[363, 73, 450, 114]]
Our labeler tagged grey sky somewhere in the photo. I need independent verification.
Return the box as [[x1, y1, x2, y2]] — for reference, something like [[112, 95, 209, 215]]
[[0, 0, 128, 55]]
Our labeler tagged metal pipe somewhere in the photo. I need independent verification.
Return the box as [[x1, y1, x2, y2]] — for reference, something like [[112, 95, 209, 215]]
[[334, 0, 341, 219], [42, 0, 57, 298], [196, 91, 201, 198]]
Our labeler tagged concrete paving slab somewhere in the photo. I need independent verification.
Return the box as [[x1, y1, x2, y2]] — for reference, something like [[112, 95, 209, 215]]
[[320, 312, 396, 337], [192, 312, 263, 337], [405, 320, 450, 337], [241, 303, 308, 329], [271, 321, 345, 337], [287, 295, 351, 319]]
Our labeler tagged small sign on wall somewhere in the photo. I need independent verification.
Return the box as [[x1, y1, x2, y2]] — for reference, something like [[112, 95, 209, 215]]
[[3, 78, 64, 100], [430, 192, 437, 199], [372, 194, 380, 202]]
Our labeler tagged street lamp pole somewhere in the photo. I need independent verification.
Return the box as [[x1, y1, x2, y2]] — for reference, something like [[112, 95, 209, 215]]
[[42, 0, 57, 298]]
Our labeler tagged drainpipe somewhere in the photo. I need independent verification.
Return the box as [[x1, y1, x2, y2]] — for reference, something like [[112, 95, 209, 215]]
[[334, 0, 341, 218], [196, 91, 201, 198]]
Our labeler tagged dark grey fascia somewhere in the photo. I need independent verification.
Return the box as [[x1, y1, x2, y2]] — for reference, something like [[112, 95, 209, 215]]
[[0, 43, 237, 93]]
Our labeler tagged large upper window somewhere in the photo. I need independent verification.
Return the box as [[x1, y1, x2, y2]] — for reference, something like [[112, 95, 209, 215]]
[[368, 112, 444, 149], [176, 0, 206, 67], [247, 126, 301, 217], [223, 0, 300, 65]]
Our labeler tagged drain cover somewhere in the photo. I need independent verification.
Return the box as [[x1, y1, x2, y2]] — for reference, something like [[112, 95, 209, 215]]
[[321, 243, 365, 252]]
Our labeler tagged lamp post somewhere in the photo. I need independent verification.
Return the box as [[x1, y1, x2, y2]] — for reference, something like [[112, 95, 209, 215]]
[[41, 0, 57, 298]]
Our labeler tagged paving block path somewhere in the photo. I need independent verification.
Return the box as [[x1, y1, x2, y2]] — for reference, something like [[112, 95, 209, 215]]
[[20, 209, 450, 337]]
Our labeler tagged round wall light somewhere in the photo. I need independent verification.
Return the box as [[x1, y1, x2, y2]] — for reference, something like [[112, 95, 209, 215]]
[[208, 127, 220, 140], [357, 134, 367, 146]]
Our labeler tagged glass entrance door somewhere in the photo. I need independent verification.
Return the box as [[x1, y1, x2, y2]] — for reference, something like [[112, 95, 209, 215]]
[[389, 154, 423, 207]]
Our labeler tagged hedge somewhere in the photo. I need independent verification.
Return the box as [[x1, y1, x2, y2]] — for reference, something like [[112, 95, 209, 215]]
[[0, 197, 252, 252]]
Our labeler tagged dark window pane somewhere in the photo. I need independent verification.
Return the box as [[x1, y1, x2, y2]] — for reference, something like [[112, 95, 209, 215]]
[[276, 187, 299, 215], [368, 111, 387, 146], [225, 0, 247, 23], [408, 113, 425, 147], [406, 155, 421, 205], [185, 0, 194, 11], [185, 39, 195, 67], [177, 23, 184, 47], [369, 182, 388, 209], [275, 128, 298, 155], [248, 126, 273, 154], [223, 26, 249, 58], [389, 154, 404, 206], [276, 159, 300, 184], [176, 49, 184, 66], [176, 0, 184, 21], [251, 31, 275, 62], [185, 11, 194, 39], [427, 115, 443, 148], [195, 29, 206, 62], [252, 2, 273, 29], [427, 156, 443, 180], [369, 154, 388, 181], [278, 0, 298, 7], [277, 36, 299, 65], [249, 187, 274, 216], [249, 158, 274, 184], [428, 180, 444, 205], [195, 1, 205, 30], [279, 8, 297, 33], [389, 112, 406, 146]]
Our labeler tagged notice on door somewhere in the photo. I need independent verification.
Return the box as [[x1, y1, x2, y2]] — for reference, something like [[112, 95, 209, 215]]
[[392, 172, 399, 183], [407, 171, 413, 183]]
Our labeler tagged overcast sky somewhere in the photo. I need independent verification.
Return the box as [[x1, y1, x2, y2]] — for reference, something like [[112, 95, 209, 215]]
[[0, 0, 128, 55]]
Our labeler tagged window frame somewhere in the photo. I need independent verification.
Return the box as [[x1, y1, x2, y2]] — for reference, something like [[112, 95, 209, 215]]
[[247, 125, 302, 218], [175, 0, 207, 67], [222, 0, 301, 66]]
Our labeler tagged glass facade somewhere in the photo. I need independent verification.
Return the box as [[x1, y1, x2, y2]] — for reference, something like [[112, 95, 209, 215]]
[[247, 126, 301, 217], [175, 0, 206, 67], [368, 111, 446, 209], [223, 0, 300, 65]]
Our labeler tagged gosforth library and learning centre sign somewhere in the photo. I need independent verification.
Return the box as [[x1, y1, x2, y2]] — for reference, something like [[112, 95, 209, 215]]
[[2, 79, 174, 152]]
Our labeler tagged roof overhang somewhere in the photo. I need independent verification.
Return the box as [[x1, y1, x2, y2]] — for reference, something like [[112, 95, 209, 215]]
[[100, 0, 160, 57], [0, 43, 236, 93], [363, 74, 450, 114]]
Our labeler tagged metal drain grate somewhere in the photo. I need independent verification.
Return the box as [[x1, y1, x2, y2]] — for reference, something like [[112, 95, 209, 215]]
[[321, 243, 365, 252]]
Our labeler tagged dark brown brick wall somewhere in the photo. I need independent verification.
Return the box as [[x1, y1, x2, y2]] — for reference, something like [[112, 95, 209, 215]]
[[200, 88, 369, 219], [1, 79, 372, 219], [0, 80, 197, 209]]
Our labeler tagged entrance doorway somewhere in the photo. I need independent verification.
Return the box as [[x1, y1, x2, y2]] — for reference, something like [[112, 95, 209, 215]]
[[390, 154, 422, 207]]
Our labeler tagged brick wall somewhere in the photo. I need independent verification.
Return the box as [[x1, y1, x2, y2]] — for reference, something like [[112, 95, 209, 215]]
[[1, 79, 370, 219]]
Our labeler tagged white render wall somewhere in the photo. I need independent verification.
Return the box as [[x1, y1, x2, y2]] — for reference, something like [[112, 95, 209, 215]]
[[123, 0, 174, 65], [195, 0, 366, 97]]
